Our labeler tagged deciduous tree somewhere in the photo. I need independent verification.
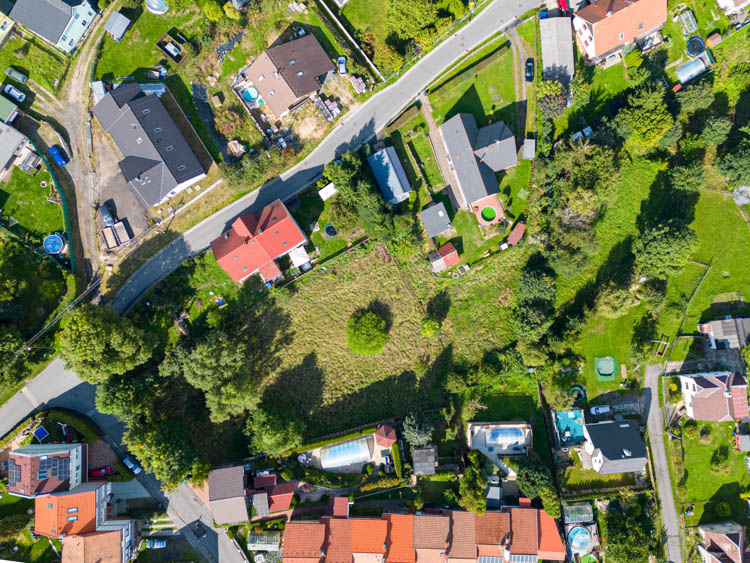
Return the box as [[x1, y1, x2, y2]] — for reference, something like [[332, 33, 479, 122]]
[[458, 451, 488, 514], [245, 405, 305, 455], [346, 311, 387, 355], [633, 220, 697, 280]]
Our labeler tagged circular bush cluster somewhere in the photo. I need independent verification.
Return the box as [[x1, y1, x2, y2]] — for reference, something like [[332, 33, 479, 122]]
[[346, 311, 387, 355]]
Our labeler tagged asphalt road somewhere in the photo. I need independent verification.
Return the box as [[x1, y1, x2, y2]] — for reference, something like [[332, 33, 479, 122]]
[[645, 365, 683, 563], [111, 0, 541, 313]]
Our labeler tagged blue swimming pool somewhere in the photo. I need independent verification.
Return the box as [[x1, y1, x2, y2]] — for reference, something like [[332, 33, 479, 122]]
[[243, 87, 259, 102]]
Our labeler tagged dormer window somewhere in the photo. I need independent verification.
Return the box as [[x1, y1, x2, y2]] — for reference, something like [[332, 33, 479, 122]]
[[269, 90, 275, 96], [154, 127, 162, 133], [166, 145, 174, 151], [142, 109, 150, 115], [258, 74, 265, 81], [619, 32, 625, 40], [136, 137, 143, 144], [178, 165, 185, 171], [289, 60, 296, 65]]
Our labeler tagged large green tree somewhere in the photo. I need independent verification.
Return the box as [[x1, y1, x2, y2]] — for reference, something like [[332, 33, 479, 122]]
[[56, 304, 157, 383], [702, 116, 732, 146], [633, 220, 698, 280], [604, 511, 657, 562], [402, 412, 435, 448], [676, 79, 714, 113], [346, 311, 387, 355], [124, 420, 200, 489], [718, 139, 750, 187], [669, 162, 705, 193], [245, 405, 305, 455], [95, 369, 161, 421], [458, 451, 488, 514], [616, 86, 674, 151], [386, 0, 438, 42], [515, 455, 554, 499]]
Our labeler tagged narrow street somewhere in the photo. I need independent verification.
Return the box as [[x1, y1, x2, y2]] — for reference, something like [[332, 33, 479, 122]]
[[645, 365, 683, 563]]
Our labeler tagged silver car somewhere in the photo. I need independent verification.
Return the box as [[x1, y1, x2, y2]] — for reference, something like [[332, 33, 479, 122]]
[[3, 84, 25, 103]]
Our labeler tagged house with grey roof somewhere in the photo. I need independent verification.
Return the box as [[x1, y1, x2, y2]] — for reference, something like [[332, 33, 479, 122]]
[[6, 0, 96, 53], [437, 114, 517, 210], [92, 83, 206, 208], [412, 446, 437, 476], [208, 466, 249, 525], [698, 317, 750, 350], [419, 202, 452, 239], [539, 17, 575, 85], [583, 421, 647, 475], [367, 146, 412, 205], [0, 122, 27, 179]]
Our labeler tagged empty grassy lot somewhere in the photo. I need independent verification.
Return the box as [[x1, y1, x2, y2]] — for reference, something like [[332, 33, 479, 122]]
[[0, 167, 64, 242], [428, 42, 517, 130], [0, 33, 69, 94]]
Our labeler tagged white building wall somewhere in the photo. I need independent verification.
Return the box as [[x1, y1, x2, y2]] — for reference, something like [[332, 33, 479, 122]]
[[68, 445, 82, 490], [573, 17, 596, 59]]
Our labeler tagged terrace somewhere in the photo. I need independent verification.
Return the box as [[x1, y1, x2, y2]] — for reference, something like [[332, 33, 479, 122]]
[[553, 409, 586, 449]]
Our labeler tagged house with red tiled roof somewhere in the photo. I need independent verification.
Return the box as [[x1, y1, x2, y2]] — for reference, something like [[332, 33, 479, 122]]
[[375, 424, 397, 448], [447, 511, 476, 563], [698, 521, 750, 563], [283, 521, 327, 563], [35, 482, 108, 539], [428, 243, 461, 273], [254, 474, 278, 489], [573, 0, 667, 64], [475, 512, 510, 557], [62, 519, 136, 563], [211, 199, 309, 284], [384, 514, 415, 563], [333, 496, 350, 519], [268, 481, 297, 513], [413, 514, 450, 563], [351, 518, 388, 563], [6, 443, 87, 498], [325, 518, 353, 563], [680, 371, 749, 422]]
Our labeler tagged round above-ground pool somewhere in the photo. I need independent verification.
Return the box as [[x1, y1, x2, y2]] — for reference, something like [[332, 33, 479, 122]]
[[324, 224, 338, 238], [686, 36, 705, 57], [243, 87, 259, 102], [43, 233, 65, 255], [481, 206, 497, 222], [568, 526, 594, 555]]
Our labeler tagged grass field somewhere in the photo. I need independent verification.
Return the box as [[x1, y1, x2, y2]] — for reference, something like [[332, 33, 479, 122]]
[[0, 167, 64, 242], [341, 0, 390, 53], [0, 34, 69, 94], [562, 466, 636, 491], [429, 42, 517, 130], [498, 160, 531, 221], [0, 494, 61, 562], [409, 135, 443, 189]]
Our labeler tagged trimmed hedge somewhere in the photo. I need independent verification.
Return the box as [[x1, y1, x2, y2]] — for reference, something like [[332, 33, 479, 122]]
[[289, 426, 378, 454], [421, 470, 457, 482], [290, 464, 368, 489], [356, 476, 403, 495], [391, 443, 402, 479]]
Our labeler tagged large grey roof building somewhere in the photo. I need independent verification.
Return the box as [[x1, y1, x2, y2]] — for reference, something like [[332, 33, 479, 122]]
[[0, 122, 27, 177], [698, 317, 750, 349], [7, 0, 96, 53], [412, 446, 437, 476], [583, 421, 647, 475], [438, 114, 517, 209], [92, 83, 206, 208], [539, 17, 576, 85], [208, 466, 249, 525]]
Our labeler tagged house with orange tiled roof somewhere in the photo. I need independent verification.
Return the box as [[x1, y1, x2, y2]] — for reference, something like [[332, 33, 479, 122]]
[[384, 514, 415, 563], [325, 518, 353, 563], [475, 512, 510, 557], [34, 482, 108, 539], [211, 199, 309, 284], [573, 0, 667, 65], [283, 521, 326, 563], [413, 514, 450, 563], [62, 523, 136, 563], [351, 518, 388, 563]]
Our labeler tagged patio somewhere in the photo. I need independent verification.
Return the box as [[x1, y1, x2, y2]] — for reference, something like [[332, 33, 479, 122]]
[[553, 409, 586, 449], [472, 194, 504, 227]]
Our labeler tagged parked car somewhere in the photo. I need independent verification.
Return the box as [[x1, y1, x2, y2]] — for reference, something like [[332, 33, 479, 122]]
[[525, 58, 534, 82], [337, 56, 347, 76], [192, 522, 207, 539], [590, 405, 611, 416], [100, 203, 115, 227], [48, 145, 69, 167], [122, 456, 142, 474], [88, 466, 112, 479], [145, 538, 168, 549], [5, 66, 28, 83], [3, 84, 25, 104]]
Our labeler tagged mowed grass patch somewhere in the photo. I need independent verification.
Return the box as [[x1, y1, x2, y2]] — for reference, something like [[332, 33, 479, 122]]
[[429, 44, 517, 129], [681, 421, 750, 504], [409, 135, 443, 189], [498, 159, 531, 221], [681, 191, 750, 329], [0, 167, 64, 241], [562, 466, 635, 492], [0, 34, 68, 93], [0, 494, 61, 562]]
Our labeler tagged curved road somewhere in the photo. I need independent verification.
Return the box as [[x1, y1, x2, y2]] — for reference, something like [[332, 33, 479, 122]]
[[2, 2, 540, 560], [111, 0, 539, 313]]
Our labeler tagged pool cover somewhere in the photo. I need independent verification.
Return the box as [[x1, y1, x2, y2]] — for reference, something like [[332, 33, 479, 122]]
[[594, 357, 618, 381]]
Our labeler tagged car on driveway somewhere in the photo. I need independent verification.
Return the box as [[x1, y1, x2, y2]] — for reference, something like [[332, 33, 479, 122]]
[[525, 58, 534, 82], [337, 56, 347, 75], [192, 522, 207, 539], [100, 203, 115, 227], [590, 405, 611, 416], [122, 456, 142, 474], [89, 466, 112, 479], [48, 145, 69, 167], [145, 538, 168, 549], [3, 84, 25, 103], [5, 67, 28, 83]]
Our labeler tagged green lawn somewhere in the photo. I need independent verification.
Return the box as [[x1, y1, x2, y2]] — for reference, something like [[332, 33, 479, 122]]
[[342, 0, 390, 53], [429, 43, 517, 131], [684, 498, 749, 527], [0, 494, 61, 562], [0, 167, 64, 242], [418, 479, 456, 504], [562, 466, 636, 492], [291, 189, 355, 261], [681, 422, 750, 503], [409, 134, 443, 189], [498, 160, 531, 221], [0, 33, 69, 95], [434, 206, 504, 265]]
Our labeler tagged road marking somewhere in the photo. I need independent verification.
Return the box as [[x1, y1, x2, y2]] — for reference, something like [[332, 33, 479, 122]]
[[20, 386, 40, 408]]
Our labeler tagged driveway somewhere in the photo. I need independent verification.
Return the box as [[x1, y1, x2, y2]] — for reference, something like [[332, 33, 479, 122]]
[[111, 0, 542, 314], [644, 364, 683, 563]]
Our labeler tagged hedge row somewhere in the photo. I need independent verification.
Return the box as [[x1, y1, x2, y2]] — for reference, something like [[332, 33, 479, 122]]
[[391, 443, 402, 479], [290, 464, 368, 489], [289, 426, 379, 455], [46, 411, 101, 443], [0, 417, 34, 450], [420, 470, 457, 482], [355, 476, 403, 496]]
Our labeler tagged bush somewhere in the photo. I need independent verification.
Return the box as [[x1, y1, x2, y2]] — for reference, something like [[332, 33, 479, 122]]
[[288, 426, 378, 454], [46, 410, 101, 443], [711, 445, 730, 474], [391, 443, 403, 479], [346, 311, 387, 355], [364, 463, 374, 476], [356, 475, 403, 494], [421, 318, 440, 338], [715, 501, 731, 518], [281, 468, 294, 481]]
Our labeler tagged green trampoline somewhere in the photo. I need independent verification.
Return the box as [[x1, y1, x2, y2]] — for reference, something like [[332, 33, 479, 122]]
[[481, 207, 497, 222], [595, 357, 618, 381]]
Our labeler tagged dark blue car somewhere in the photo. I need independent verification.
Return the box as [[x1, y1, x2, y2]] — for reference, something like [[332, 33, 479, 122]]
[[48, 145, 69, 167]]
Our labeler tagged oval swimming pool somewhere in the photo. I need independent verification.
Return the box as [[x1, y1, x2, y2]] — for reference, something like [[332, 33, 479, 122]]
[[243, 87, 259, 102]]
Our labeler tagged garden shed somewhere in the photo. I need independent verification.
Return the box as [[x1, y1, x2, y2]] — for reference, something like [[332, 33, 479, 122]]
[[103, 12, 131, 42], [367, 147, 412, 204]]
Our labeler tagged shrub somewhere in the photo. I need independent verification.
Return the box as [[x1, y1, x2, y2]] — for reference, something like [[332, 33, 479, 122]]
[[711, 445, 730, 474], [281, 468, 294, 481], [357, 475, 403, 493], [715, 501, 731, 518], [421, 318, 440, 338], [346, 311, 387, 355], [364, 463, 374, 476]]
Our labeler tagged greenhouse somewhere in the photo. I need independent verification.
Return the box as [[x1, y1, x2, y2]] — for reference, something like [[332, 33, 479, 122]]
[[320, 437, 373, 469], [563, 502, 594, 524]]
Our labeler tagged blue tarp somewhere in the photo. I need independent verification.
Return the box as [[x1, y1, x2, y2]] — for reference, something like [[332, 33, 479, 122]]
[[367, 147, 412, 205]]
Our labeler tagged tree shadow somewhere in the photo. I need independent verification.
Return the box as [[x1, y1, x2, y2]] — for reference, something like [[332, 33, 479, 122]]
[[426, 289, 451, 323], [444, 84, 484, 124], [261, 352, 325, 423]]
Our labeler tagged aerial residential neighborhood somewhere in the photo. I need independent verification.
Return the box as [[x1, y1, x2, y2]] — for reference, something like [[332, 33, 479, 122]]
[[0, 0, 749, 560]]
